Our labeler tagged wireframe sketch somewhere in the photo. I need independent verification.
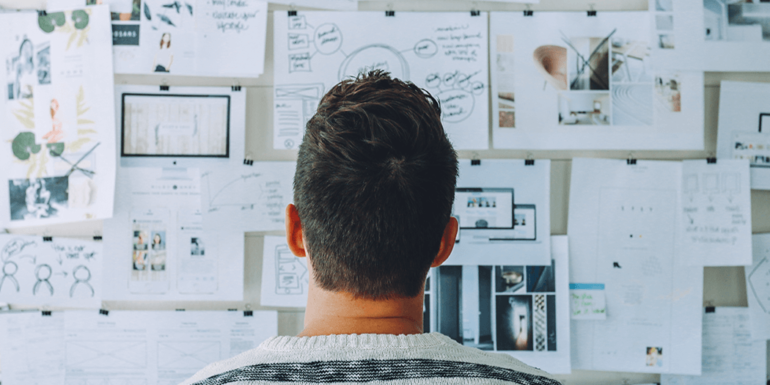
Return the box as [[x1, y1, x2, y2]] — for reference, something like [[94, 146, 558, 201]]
[[704, 0, 770, 42], [158, 341, 220, 369], [275, 244, 308, 295], [70, 265, 94, 297], [747, 257, 770, 313], [0, 261, 20, 293], [33, 263, 54, 295], [274, 84, 324, 149], [66, 341, 147, 369]]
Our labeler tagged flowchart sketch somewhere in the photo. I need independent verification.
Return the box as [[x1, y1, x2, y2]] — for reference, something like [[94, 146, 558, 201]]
[[201, 162, 296, 232], [745, 234, 770, 341], [260, 235, 309, 307], [273, 11, 489, 150], [0, 234, 102, 308]]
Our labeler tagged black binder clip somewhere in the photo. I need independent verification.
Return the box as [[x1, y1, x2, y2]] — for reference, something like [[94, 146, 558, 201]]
[[228, 308, 238, 312], [43, 236, 53, 242], [37, 10, 47, 16], [175, 308, 185, 312], [288, 10, 297, 16], [470, 10, 480, 16], [707, 157, 717, 164], [385, 10, 395, 17], [93, 235, 103, 241], [523, 6, 533, 17], [243, 159, 253, 166], [587, 10, 597, 16], [471, 159, 481, 166], [244, 310, 253, 317], [705, 306, 715, 313], [41, 310, 52, 316], [525, 159, 535, 166], [159, 85, 170, 91], [99, 309, 109, 316], [231, 85, 241, 91], [626, 158, 637, 165]]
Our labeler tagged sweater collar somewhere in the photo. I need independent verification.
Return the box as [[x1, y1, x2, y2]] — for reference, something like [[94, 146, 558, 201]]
[[259, 333, 455, 351]]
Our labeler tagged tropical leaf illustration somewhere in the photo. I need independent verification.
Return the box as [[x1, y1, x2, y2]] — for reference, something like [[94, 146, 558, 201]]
[[11, 99, 35, 129]]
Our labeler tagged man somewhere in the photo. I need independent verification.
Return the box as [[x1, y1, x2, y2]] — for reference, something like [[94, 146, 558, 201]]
[[182, 71, 559, 385]]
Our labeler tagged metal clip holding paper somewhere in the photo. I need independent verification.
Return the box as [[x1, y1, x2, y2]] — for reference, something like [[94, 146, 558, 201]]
[[99, 308, 109, 316], [470, 3, 480, 17], [41, 307, 52, 316], [707, 153, 717, 164], [587, 4, 597, 17], [43, 236, 53, 242], [94, 230, 102, 241], [525, 152, 535, 166], [243, 151, 254, 166], [385, 3, 395, 17], [38, 10, 47, 16], [705, 300, 715, 313], [626, 152, 637, 165], [232, 79, 242, 92], [470, 152, 481, 166], [524, 5, 533, 17], [288, 4, 297, 17]]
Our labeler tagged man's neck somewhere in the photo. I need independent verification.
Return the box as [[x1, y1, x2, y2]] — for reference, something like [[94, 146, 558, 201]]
[[298, 283, 424, 337]]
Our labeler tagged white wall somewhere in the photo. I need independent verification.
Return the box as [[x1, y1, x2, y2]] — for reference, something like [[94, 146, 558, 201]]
[[2, 0, 770, 383]]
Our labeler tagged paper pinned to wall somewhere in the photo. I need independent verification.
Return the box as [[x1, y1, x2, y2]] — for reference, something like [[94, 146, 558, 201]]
[[273, 11, 489, 150], [569, 283, 607, 320], [677, 159, 752, 266], [568, 158, 703, 375], [0, 234, 102, 308], [268, 0, 357, 10], [431, 236, 571, 374], [661, 307, 767, 385], [716, 81, 770, 190], [0, 6, 117, 228], [201, 162, 296, 233], [489, 11, 704, 150], [102, 167, 244, 301], [48, 0, 133, 13], [446, 159, 551, 266], [260, 235, 309, 308], [0, 310, 278, 385], [746, 234, 770, 341]]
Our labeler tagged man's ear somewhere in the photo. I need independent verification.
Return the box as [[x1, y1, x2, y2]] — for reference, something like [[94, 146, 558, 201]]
[[285, 204, 307, 257], [431, 216, 458, 267]]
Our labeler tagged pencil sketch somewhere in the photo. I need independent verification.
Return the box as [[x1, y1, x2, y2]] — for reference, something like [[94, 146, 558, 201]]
[[66, 340, 147, 369], [275, 244, 307, 295], [0, 261, 20, 293], [157, 341, 221, 369], [747, 257, 770, 313], [33, 264, 54, 296], [70, 265, 94, 297], [274, 83, 325, 149]]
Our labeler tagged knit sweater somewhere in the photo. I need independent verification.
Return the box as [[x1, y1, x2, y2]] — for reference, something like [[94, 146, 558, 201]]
[[180, 333, 561, 385]]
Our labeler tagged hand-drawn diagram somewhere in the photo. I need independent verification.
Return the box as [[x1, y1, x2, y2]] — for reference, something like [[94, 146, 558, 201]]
[[66, 341, 147, 369], [274, 12, 489, 150], [275, 244, 308, 295], [748, 257, 770, 313], [0, 234, 102, 306], [157, 341, 221, 369]]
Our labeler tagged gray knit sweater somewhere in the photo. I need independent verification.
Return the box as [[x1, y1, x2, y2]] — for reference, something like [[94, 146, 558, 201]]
[[180, 333, 561, 385]]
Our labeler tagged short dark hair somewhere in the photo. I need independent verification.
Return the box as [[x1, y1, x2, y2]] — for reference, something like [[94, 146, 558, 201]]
[[294, 70, 458, 300]]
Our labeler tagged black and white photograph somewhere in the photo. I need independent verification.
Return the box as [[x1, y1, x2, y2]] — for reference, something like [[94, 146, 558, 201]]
[[435, 266, 494, 351], [191, 237, 205, 256], [495, 266, 525, 293], [704, 0, 770, 42], [526, 260, 556, 293], [558, 92, 611, 125], [6, 37, 39, 100], [8, 177, 68, 221], [496, 295, 533, 351], [567, 36, 610, 91]]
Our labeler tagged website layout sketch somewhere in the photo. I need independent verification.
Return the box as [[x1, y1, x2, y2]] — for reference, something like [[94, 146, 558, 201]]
[[121, 93, 231, 162], [732, 131, 770, 168], [273, 11, 490, 150], [275, 244, 308, 295], [0, 234, 102, 307], [260, 236, 309, 307]]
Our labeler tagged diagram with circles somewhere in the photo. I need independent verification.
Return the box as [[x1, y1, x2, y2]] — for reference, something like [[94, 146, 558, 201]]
[[0, 234, 102, 307], [273, 12, 490, 150]]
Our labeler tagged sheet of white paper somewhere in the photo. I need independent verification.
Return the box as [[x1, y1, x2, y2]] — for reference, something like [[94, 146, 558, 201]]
[[0, 6, 117, 228], [483, 0, 540, 3], [260, 235, 309, 308], [268, 0, 357, 10], [677, 159, 752, 266], [569, 283, 607, 320], [716, 81, 770, 190], [0, 310, 278, 385], [273, 11, 490, 150], [746, 233, 770, 341], [102, 167, 244, 301], [651, 0, 770, 71], [104, 0, 267, 77], [661, 307, 767, 385], [0, 235, 102, 308], [48, 0, 133, 13], [431, 236, 571, 374], [568, 158, 703, 375], [446, 159, 551, 266], [201, 162, 296, 232], [489, 12, 704, 150]]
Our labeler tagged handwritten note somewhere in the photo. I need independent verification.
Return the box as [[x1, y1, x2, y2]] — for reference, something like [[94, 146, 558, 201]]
[[200, 162, 296, 232], [197, 0, 268, 76], [570, 283, 607, 320], [678, 159, 752, 266]]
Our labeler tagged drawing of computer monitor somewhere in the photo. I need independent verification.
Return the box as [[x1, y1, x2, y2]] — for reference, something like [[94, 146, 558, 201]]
[[453, 188, 536, 243], [120, 92, 232, 170]]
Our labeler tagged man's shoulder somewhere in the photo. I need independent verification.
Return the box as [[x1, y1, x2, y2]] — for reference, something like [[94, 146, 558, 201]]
[[181, 333, 561, 385]]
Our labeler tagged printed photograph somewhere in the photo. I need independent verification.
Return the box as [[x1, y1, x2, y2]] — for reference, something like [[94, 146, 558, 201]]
[[704, 0, 770, 42], [557, 92, 611, 125], [658, 34, 675, 49], [151, 231, 166, 251], [496, 295, 533, 351], [190, 237, 205, 256], [656, 15, 674, 31], [656, 0, 673, 11], [6, 37, 39, 100], [646, 346, 663, 367], [132, 249, 148, 271], [526, 260, 556, 293], [567, 37, 610, 90], [8, 177, 69, 221], [655, 74, 682, 112], [436, 266, 494, 350], [495, 266, 525, 293]]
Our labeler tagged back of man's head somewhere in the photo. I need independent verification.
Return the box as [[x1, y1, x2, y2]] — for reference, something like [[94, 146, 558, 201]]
[[294, 70, 458, 300]]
